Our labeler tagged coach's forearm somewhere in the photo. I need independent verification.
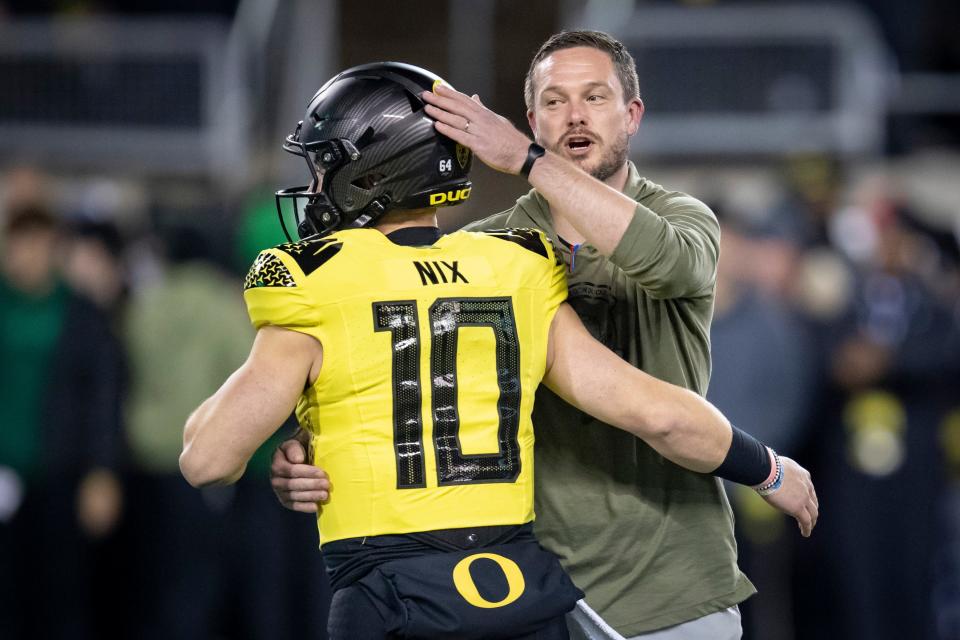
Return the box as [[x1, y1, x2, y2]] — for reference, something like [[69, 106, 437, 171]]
[[526, 152, 635, 256]]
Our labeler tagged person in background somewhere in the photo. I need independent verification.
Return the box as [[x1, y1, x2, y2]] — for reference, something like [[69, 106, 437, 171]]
[[124, 222, 310, 639], [0, 205, 126, 639], [62, 218, 129, 320], [791, 180, 960, 640], [60, 215, 133, 636], [122, 224, 248, 639], [707, 206, 817, 639]]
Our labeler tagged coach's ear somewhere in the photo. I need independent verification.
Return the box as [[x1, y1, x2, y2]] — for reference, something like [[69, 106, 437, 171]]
[[626, 98, 644, 137]]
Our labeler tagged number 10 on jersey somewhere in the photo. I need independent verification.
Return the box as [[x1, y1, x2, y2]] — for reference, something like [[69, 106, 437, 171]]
[[373, 297, 522, 489]]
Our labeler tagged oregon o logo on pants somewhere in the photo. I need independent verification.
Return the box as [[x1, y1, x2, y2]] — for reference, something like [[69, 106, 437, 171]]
[[452, 553, 526, 608]]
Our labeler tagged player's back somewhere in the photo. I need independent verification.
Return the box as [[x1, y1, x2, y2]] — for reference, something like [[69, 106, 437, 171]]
[[243, 227, 566, 544]]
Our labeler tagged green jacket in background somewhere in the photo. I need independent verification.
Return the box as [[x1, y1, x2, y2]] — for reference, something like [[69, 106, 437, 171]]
[[0, 280, 67, 480], [125, 263, 258, 475], [463, 162, 755, 635]]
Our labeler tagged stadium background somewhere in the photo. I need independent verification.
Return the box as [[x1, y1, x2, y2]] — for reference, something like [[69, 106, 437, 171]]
[[0, 0, 958, 638]]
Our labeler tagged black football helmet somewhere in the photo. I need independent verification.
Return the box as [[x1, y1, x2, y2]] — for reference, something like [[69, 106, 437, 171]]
[[276, 62, 473, 240]]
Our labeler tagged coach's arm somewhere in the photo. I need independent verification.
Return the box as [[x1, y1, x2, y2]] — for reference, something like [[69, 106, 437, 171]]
[[423, 83, 718, 299], [180, 326, 321, 488], [543, 303, 819, 537]]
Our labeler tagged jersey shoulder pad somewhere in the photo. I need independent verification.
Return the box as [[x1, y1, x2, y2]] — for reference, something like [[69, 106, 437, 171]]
[[475, 228, 551, 260], [244, 235, 346, 291], [244, 250, 296, 290], [275, 236, 345, 277]]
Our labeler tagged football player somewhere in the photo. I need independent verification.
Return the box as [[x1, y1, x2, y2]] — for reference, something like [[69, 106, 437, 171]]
[[180, 62, 817, 640]]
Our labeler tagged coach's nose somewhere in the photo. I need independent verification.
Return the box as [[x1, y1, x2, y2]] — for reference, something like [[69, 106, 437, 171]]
[[566, 99, 589, 128]]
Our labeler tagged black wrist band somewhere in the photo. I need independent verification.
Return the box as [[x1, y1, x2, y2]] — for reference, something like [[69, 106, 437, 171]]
[[713, 426, 772, 486], [519, 143, 546, 178]]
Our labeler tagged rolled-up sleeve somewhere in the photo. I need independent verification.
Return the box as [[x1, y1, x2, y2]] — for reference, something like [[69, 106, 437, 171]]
[[609, 194, 720, 299]]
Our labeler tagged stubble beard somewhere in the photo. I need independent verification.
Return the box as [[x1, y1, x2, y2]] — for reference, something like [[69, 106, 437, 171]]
[[548, 128, 630, 183], [588, 128, 630, 182]]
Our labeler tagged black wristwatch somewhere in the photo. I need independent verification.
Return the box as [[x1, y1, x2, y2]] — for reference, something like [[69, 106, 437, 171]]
[[519, 143, 546, 178]]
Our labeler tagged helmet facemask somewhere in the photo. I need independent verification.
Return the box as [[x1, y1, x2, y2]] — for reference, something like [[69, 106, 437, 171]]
[[276, 124, 373, 241]]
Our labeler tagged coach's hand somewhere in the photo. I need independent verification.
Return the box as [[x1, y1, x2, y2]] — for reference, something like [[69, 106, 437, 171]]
[[270, 436, 330, 514], [761, 456, 819, 537], [422, 84, 531, 176]]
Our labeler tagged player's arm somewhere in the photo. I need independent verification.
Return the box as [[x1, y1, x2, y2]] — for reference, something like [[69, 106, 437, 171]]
[[543, 304, 728, 471], [180, 325, 322, 488], [543, 303, 819, 536]]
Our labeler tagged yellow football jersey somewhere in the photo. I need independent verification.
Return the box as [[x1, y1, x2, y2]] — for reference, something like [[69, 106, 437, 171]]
[[243, 227, 567, 544]]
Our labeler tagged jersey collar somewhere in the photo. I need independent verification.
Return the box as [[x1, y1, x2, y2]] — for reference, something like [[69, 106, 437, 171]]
[[385, 226, 443, 247]]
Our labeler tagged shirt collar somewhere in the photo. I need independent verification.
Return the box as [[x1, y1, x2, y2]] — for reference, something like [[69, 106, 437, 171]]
[[621, 161, 645, 200]]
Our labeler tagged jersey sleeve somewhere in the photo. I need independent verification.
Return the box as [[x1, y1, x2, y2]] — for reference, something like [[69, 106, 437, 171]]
[[242, 248, 321, 331]]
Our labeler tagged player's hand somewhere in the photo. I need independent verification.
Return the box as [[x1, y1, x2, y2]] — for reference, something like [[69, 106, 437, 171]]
[[270, 438, 330, 513], [421, 84, 532, 176], [761, 456, 818, 537], [76, 467, 123, 538]]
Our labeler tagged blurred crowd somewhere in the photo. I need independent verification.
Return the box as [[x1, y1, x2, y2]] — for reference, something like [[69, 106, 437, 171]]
[[1, 153, 959, 640], [0, 167, 329, 640], [703, 155, 960, 640]]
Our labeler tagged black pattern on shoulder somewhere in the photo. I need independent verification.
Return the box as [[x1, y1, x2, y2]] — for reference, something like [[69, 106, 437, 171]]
[[276, 237, 344, 276], [245, 252, 295, 290], [479, 228, 549, 260]]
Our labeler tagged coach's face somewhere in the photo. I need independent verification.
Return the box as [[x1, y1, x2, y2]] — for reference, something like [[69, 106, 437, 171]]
[[527, 46, 643, 184]]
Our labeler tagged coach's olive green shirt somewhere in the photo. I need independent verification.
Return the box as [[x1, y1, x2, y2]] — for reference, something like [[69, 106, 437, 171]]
[[463, 163, 755, 635]]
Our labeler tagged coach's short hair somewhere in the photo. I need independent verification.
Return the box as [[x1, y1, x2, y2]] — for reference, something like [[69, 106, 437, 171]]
[[524, 30, 640, 111]]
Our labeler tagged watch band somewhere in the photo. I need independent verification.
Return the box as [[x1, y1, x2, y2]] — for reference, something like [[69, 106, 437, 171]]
[[519, 143, 546, 178]]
